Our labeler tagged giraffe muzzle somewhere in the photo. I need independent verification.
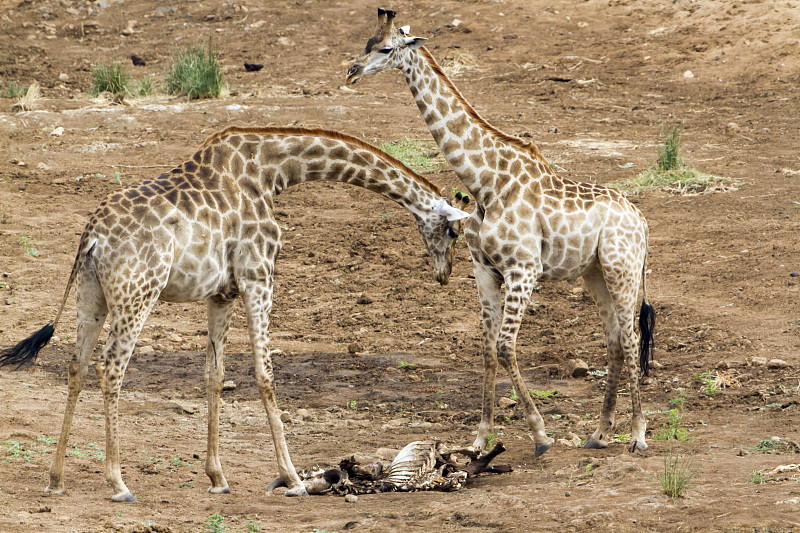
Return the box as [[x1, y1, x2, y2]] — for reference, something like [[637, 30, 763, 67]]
[[346, 64, 364, 85]]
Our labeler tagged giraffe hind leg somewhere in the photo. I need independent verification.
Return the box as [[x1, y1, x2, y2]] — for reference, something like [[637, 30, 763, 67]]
[[47, 269, 108, 494], [582, 268, 624, 450], [204, 296, 235, 494]]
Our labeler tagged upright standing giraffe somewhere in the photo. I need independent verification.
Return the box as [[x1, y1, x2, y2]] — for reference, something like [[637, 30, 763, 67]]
[[346, 9, 655, 455], [0, 126, 469, 501]]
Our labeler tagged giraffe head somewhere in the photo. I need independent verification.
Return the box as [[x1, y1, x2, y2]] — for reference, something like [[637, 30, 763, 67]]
[[345, 8, 427, 85], [416, 197, 470, 285]]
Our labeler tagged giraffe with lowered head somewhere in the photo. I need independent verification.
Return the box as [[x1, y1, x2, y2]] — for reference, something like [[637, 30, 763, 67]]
[[347, 9, 655, 455], [0, 126, 469, 501]]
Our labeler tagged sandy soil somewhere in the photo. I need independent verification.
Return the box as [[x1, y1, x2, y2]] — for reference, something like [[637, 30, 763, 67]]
[[1, 1, 799, 532]]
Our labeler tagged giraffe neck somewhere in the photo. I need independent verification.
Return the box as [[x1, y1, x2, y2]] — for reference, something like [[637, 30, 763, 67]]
[[401, 48, 549, 204], [202, 127, 444, 218]]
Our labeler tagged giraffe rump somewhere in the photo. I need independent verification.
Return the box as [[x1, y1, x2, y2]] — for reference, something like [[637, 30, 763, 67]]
[[0, 323, 55, 370], [638, 299, 655, 376]]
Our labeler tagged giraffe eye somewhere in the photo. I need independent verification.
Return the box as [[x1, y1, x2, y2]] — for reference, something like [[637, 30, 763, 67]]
[[378, 47, 392, 54], [447, 227, 458, 239]]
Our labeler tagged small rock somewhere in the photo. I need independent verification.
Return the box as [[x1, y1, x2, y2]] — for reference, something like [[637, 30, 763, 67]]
[[50, 127, 64, 136], [568, 359, 589, 378], [344, 494, 358, 503], [280, 411, 292, 424], [170, 402, 196, 415], [222, 380, 237, 391], [167, 333, 183, 343], [58, 73, 69, 82], [564, 491, 572, 497], [244, 63, 264, 72], [277, 36, 293, 47], [557, 433, 582, 447], [683, 70, 694, 78], [498, 396, 517, 409], [751, 356, 768, 366], [503, 34, 518, 39], [725, 122, 740, 134], [131, 54, 146, 67], [5, 297, 15, 305], [121, 20, 139, 36], [767, 359, 789, 369], [347, 342, 361, 354], [356, 293, 373, 305], [715, 360, 730, 370], [790, 272, 799, 277], [138, 345, 155, 355], [296, 408, 311, 420], [37, 162, 51, 171]]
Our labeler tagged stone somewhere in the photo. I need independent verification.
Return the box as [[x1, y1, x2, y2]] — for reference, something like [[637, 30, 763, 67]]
[[751, 356, 768, 366], [167, 333, 183, 343], [375, 447, 398, 461], [169, 402, 196, 415], [50, 127, 64, 136], [344, 494, 358, 503], [568, 359, 589, 378], [280, 411, 292, 424], [138, 345, 155, 355], [222, 380, 237, 391], [296, 408, 311, 420], [498, 396, 517, 409], [767, 359, 789, 369], [347, 342, 361, 354], [557, 432, 582, 448]]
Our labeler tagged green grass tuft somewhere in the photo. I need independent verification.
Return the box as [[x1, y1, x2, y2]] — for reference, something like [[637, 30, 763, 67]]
[[1, 82, 28, 99], [656, 122, 684, 171], [654, 408, 690, 441], [89, 62, 131, 96], [660, 449, 699, 498], [380, 139, 442, 172], [610, 122, 739, 195], [165, 42, 223, 100]]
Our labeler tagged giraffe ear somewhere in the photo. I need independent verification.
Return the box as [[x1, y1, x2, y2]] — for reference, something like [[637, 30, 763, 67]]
[[436, 199, 470, 222], [404, 36, 428, 49]]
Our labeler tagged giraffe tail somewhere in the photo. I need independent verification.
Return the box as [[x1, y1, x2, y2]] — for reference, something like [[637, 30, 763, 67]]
[[638, 242, 655, 376], [0, 239, 91, 370]]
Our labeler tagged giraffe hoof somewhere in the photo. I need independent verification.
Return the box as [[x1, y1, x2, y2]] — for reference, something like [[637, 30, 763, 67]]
[[208, 486, 232, 494], [629, 440, 648, 453], [583, 438, 608, 450], [534, 438, 554, 457], [111, 491, 136, 503], [45, 484, 65, 495], [285, 485, 309, 497]]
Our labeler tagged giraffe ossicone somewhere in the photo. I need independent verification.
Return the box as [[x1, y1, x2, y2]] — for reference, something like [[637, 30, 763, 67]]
[[0, 126, 467, 501], [348, 8, 656, 456]]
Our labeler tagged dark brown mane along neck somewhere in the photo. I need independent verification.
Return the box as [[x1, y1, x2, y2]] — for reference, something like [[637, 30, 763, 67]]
[[417, 47, 549, 166], [200, 125, 443, 195]]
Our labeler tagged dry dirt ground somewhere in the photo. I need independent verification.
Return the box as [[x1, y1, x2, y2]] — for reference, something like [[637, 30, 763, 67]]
[[1, 0, 799, 532]]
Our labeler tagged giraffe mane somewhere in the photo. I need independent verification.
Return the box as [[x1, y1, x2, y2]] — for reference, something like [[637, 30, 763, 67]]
[[200, 125, 443, 196], [418, 46, 551, 167]]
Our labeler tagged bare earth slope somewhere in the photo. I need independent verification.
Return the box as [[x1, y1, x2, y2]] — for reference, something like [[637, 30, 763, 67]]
[[0, 1, 798, 531]]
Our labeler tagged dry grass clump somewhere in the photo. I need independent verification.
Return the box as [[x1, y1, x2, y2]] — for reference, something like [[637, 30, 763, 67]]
[[10, 81, 41, 112]]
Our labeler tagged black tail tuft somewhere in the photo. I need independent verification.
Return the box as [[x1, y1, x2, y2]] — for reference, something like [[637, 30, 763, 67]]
[[638, 300, 655, 376], [0, 323, 55, 370]]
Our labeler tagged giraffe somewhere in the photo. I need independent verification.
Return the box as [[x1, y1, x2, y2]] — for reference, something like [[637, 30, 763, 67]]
[[346, 9, 656, 455], [0, 126, 469, 501]]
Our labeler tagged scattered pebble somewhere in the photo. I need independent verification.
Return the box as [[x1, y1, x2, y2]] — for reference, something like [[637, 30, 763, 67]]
[[347, 342, 361, 354], [50, 127, 64, 136], [767, 359, 789, 369], [344, 494, 358, 503], [295, 408, 311, 420], [498, 396, 517, 409], [222, 380, 237, 391], [138, 345, 155, 355], [683, 70, 695, 78], [280, 411, 292, 424], [569, 359, 589, 378]]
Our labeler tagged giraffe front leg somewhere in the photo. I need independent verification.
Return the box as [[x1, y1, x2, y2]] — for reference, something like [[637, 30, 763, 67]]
[[204, 297, 235, 494], [472, 264, 503, 451], [242, 276, 307, 497], [497, 270, 553, 457]]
